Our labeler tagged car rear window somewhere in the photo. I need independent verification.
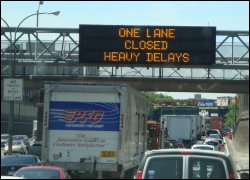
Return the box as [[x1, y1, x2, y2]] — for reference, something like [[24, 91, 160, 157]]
[[189, 158, 226, 179], [144, 157, 183, 179], [193, 146, 214, 150], [206, 141, 219, 146], [1, 156, 35, 165], [15, 168, 60, 179]]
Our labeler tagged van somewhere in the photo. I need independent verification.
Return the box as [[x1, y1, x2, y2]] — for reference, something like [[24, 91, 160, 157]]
[[135, 149, 236, 179]]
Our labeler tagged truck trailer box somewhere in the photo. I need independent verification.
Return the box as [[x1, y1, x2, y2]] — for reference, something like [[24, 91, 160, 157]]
[[41, 82, 148, 178], [160, 115, 200, 147]]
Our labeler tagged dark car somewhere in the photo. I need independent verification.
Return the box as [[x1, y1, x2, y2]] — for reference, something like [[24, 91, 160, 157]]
[[167, 139, 179, 148], [1, 155, 40, 176], [135, 149, 236, 179], [14, 166, 71, 179], [27, 141, 42, 159]]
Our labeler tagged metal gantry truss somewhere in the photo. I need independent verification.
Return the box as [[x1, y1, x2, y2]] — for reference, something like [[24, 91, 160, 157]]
[[1, 27, 249, 80]]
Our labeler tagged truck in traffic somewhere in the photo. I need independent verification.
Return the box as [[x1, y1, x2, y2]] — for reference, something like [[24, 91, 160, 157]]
[[160, 115, 201, 148], [210, 116, 223, 130], [41, 82, 148, 179]]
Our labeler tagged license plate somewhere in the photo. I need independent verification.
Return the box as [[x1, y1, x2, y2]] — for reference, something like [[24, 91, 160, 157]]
[[100, 151, 116, 157]]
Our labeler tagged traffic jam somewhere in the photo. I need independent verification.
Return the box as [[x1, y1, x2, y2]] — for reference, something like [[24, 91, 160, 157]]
[[1, 83, 246, 179], [1, 2, 248, 179]]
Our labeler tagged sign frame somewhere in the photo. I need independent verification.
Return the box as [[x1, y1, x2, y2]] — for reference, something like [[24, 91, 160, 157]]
[[79, 25, 216, 67]]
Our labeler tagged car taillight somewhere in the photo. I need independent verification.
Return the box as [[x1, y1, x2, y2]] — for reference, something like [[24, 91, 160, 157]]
[[135, 170, 143, 179], [229, 172, 235, 179], [180, 151, 192, 155]]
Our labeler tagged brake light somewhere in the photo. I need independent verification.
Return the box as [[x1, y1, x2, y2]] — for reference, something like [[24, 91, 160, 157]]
[[180, 151, 193, 155], [135, 170, 143, 179], [229, 172, 235, 179]]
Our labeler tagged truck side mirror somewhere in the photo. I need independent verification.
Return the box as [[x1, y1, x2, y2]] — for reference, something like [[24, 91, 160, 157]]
[[240, 172, 249, 179]]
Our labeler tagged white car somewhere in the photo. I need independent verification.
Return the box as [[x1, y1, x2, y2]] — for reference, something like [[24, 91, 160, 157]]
[[204, 138, 221, 151], [191, 144, 215, 151], [1, 134, 9, 148], [4, 140, 27, 154]]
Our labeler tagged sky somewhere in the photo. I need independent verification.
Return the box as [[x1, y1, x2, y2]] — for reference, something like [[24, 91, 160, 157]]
[[1, 1, 249, 99]]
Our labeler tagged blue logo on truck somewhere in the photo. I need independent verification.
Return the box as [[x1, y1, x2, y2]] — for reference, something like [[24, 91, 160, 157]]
[[49, 101, 120, 131]]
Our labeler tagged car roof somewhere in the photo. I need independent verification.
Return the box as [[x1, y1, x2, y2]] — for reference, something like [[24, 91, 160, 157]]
[[13, 135, 28, 137], [192, 144, 214, 148], [145, 149, 227, 157], [18, 166, 64, 171], [2, 155, 37, 158], [205, 138, 219, 142]]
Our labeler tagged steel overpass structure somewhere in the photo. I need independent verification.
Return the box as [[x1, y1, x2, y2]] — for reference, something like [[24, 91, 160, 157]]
[[1, 27, 249, 93]]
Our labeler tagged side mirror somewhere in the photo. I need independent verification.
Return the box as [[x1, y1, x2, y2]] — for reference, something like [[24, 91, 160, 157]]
[[240, 172, 249, 179]]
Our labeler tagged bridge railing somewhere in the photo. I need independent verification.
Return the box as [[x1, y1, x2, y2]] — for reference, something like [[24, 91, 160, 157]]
[[1, 27, 249, 80]]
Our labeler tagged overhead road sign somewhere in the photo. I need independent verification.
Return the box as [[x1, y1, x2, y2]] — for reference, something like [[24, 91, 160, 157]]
[[79, 25, 216, 67]]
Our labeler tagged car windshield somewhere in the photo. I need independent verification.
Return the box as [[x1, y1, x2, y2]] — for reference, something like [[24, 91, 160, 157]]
[[13, 136, 26, 141], [1, 135, 9, 140], [189, 158, 226, 179], [15, 168, 60, 179], [144, 157, 183, 179], [1, 156, 35, 166], [206, 141, 219, 146]]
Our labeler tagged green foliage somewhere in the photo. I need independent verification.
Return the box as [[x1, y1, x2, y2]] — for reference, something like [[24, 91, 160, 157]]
[[143, 92, 172, 115], [224, 101, 239, 127]]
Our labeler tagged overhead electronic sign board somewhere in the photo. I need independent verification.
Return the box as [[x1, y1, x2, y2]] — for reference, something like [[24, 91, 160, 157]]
[[79, 25, 216, 66]]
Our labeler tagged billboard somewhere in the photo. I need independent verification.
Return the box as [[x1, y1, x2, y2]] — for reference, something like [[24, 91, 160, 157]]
[[79, 25, 216, 66]]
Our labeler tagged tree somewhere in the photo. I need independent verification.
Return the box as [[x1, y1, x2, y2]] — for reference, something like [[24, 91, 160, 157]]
[[143, 92, 172, 116], [224, 99, 239, 128]]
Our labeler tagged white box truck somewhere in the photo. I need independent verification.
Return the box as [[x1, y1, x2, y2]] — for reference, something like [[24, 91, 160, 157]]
[[41, 82, 148, 178], [160, 115, 200, 148]]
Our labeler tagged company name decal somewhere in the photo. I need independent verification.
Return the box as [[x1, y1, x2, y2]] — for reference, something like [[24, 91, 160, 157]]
[[48, 102, 120, 131]]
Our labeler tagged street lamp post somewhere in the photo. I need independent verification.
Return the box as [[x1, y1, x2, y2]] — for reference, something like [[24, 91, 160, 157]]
[[35, 1, 44, 60], [5, 11, 60, 155]]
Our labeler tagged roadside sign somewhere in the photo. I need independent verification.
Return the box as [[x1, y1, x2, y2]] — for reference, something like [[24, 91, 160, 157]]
[[3, 78, 23, 101]]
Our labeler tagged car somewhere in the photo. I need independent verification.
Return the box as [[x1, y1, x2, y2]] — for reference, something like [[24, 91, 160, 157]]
[[195, 140, 204, 144], [164, 141, 174, 149], [27, 141, 42, 159], [12, 135, 30, 149], [1, 155, 40, 176], [217, 139, 226, 152], [14, 166, 71, 179], [222, 128, 232, 136], [206, 129, 223, 139], [135, 149, 236, 179], [1, 134, 9, 148], [204, 138, 221, 151], [167, 139, 179, 148], [191, 144, 215, 151], [209, 133, 223, 140], [4, 140, 27, 155]]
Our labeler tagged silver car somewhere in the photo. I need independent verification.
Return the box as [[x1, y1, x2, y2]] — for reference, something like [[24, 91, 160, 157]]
[[191, 144, 215, 151], [4, 140, 27, 154], [204, 138, 221, 151]]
